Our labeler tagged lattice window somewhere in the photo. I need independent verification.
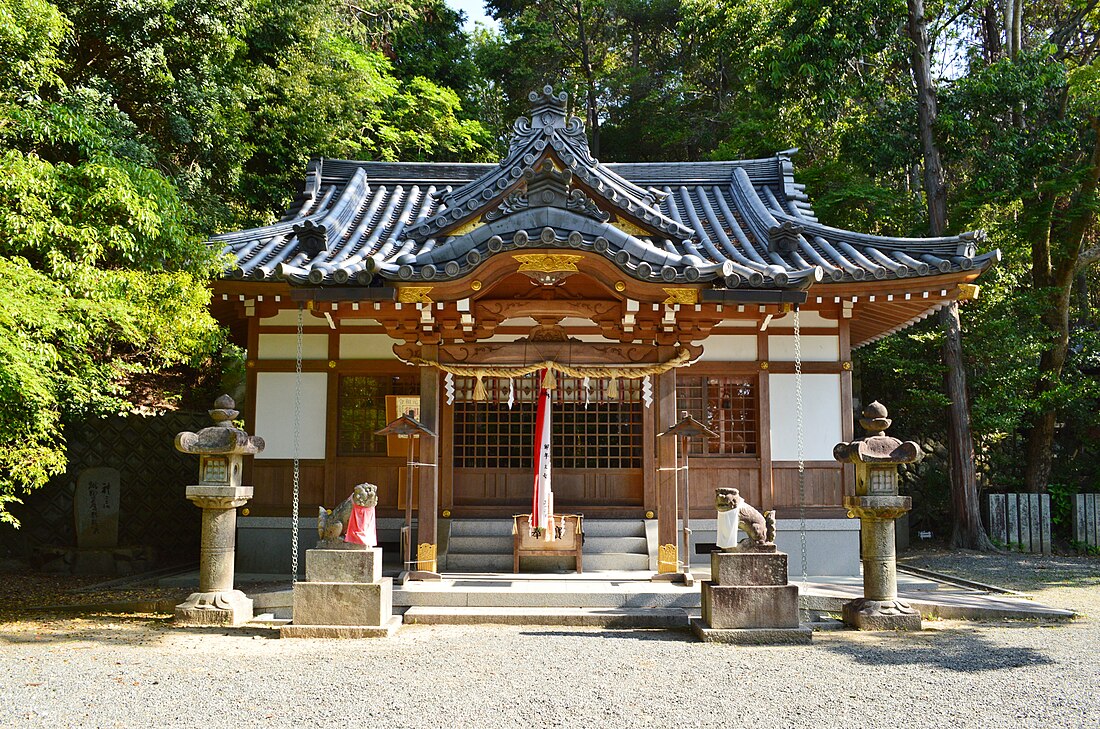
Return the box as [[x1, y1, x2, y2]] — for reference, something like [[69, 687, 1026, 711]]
[[452, 374, 643, 469], [337, 374, 420, 456], [676, 376, 757, 456]]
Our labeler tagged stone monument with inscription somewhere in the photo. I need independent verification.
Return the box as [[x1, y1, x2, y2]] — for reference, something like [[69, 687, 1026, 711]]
[[174, 395, 264, 626], [834, 401, 922, 631]]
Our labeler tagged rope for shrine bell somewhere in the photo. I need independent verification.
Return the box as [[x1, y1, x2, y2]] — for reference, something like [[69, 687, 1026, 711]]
[[291, 305, 303, 584], [794, 305, 809, 583]]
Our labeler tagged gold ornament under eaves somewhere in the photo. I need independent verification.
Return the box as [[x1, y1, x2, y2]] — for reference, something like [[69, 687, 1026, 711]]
[[398, 286, 434, 304], [513, 253, 584, 273], [662, 288, 698, 305]]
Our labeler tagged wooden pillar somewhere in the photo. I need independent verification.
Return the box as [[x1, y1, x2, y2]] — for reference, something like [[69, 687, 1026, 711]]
[[416, 347, 440, 572], [757, 331, 773, 508], [323, 321, 340, 507], [656, 367, 678, 573], [839, 319, 856, 494], [243, 313, 259, 490]]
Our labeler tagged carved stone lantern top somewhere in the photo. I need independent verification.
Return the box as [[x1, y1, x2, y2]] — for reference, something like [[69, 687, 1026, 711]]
[[833, 401, 921, 466], [175, 395, 266, 456]]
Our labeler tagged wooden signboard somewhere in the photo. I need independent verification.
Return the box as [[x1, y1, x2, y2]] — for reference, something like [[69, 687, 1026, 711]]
[[385, 395, 421, 457]]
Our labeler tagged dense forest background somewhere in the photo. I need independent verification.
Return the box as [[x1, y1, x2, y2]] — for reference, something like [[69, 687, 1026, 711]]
[[1, 0, 1097, 542]]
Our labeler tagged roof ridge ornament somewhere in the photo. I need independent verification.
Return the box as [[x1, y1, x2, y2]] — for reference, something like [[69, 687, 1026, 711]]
[[527, 85, 570, 130]]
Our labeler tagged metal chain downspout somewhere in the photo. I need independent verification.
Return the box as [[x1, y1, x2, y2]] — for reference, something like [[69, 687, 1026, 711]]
[[795, 305, 808, 583], [291, 304, 303, 583]]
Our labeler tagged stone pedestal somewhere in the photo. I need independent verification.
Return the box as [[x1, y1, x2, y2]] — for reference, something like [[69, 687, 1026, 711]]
[[842, 498, 921, 631], [175, 487, 254, 626], [281, 547, 401, 638], [691, 548, 812, 644]]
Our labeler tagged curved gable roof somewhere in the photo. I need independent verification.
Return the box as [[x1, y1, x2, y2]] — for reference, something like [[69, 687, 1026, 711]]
[[215, 88, 998, 290]]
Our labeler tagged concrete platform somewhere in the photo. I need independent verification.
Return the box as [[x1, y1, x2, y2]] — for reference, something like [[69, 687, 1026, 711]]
[[241, 568, 1076, 625], [403, 606, 688, 628]]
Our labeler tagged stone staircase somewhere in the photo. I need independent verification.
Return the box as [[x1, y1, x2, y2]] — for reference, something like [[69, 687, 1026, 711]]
[[441, 518, 651, 572]]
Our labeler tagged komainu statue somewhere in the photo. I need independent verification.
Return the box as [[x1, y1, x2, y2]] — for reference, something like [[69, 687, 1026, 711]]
[[317, 483, 378, 547], [715, 488, 777, 551]]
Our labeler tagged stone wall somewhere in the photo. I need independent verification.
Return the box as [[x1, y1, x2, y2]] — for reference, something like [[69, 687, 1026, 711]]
[[0, 412, 207, 566]]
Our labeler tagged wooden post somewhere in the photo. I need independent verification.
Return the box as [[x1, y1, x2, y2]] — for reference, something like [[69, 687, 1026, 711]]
[[757, 332, 773, 508], [655, 368, 678, 574], [416, 351, 440, 573], [839, 319, 855, 495]]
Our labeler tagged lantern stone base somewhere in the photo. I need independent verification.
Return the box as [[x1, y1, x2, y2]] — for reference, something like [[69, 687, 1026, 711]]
[[175, 590, 254, 626], [842, 597, 922, 631]]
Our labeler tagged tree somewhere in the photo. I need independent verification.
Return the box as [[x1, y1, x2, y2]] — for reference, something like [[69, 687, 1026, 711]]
[[905, 0, 993, 550]]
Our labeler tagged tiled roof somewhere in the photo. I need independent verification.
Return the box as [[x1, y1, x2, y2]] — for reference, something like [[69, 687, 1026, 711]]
[[215, 87, 998, 290]]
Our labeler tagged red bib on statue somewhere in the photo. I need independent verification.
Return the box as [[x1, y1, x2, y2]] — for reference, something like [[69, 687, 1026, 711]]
[[345, 504, 377, 547]]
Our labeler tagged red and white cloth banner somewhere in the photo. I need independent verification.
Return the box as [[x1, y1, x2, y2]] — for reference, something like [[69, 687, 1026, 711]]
[[531, 371, 554, 541]]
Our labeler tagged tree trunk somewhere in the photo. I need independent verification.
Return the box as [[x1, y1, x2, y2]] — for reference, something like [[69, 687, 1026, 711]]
[[981, 1, 1002, 61], [907, 0, 994, 549], [941, 303, 995, 548], [1023, 277, 1074, 492], [1022, 120, 1100, 492], [575, 0, 600, 158]]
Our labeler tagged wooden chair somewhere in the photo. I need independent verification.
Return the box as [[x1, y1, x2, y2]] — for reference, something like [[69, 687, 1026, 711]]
[[512, 514, 583, 573]]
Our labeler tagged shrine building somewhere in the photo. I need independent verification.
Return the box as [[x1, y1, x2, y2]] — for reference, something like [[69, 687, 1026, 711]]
[[210, 88, 998, 576]]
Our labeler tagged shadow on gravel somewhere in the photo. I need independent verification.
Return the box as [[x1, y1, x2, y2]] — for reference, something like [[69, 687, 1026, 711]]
[[821, 630, 1055, 672], [0, 614, 280, 645], [901, 549, 1100, 593], [517, 629, 690, 642]]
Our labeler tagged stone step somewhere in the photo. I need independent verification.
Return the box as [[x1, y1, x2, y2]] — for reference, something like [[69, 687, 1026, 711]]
[[401, 606, 689, 628], [583, 536, 648, 553], [581, 520, 647, 538], [446, 535, 513, 554], [584, 553, 651, 571], [446, 535, 647, 556], [447, 519, 646, 538], [394, 585, 701, 610], [448, 520, 514, 537], [443, 553, 514, 572]]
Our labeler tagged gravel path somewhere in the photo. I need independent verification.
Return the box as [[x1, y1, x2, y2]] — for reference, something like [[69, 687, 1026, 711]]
[[1, 551, 1098, 729]]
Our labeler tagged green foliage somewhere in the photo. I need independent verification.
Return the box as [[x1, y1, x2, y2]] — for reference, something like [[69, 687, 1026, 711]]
[[0, 0, 489, 524]]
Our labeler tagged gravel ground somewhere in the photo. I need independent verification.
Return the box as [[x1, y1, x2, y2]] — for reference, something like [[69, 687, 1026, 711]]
[[1, 549, 1098, 729]]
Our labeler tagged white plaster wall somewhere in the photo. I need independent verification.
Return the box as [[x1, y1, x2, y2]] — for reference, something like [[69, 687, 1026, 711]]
[[770, 310, 838, 328], [253, 372, 328, 459], [259, 309, 313, 327], [257, 333, 328, 360], [769, 335, 840, 362], [339, 318, 381, 327], [339, 333, 397, 359], [769, 373, 842, 461], [699, 335, 757, 361]]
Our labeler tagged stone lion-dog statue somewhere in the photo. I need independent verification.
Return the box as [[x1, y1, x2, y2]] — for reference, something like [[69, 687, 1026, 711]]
[[715, 487, 776, 551], [317, 483, 378, 546]]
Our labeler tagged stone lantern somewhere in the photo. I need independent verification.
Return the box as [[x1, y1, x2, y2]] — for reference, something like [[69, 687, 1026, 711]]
[[174, 395, 264, 626], [833, 401, 922, 631]]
